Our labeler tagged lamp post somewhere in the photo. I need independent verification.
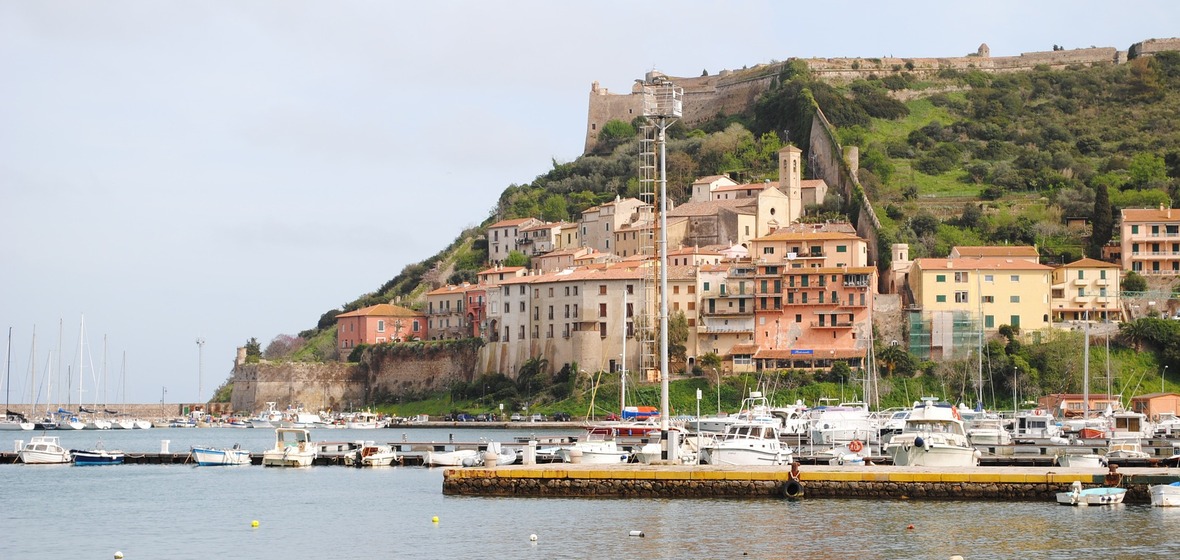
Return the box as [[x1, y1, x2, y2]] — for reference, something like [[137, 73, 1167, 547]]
[[1012, 367, 1018, 415], [1165, 365, 1169, 394], [195, 337, 205, 404]]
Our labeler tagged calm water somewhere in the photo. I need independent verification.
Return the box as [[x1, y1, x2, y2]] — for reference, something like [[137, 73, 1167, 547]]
[[4, 428, 1180, 559]]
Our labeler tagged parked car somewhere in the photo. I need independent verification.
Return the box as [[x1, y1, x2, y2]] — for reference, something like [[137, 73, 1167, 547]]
[[510, 413, 523, 422], [455, 413, 474, 422], [530, 413, 543, 422], [475, 413, 489, 422], [551, 412, 571, 422]]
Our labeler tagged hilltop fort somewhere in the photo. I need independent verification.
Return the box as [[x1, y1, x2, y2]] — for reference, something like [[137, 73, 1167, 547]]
[[585, 37, 1180, 153]]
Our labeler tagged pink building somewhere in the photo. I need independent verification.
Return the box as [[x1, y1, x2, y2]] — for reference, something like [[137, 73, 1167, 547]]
[[335, 303, 426, 352]]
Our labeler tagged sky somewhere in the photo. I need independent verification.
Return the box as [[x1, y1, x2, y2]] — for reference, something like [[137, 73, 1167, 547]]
[[2, 1, 1178, 406]]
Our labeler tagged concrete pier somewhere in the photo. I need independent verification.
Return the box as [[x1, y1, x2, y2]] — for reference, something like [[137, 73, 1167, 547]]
[[442, 464, 1180, 504]]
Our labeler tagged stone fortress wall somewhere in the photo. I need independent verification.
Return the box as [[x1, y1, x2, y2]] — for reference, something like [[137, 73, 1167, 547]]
[[585, 37, 1179, 153]]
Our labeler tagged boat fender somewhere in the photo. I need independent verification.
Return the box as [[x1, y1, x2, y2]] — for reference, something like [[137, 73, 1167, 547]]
[[913, 436, 925, 450], [782, 480, 805, 500]]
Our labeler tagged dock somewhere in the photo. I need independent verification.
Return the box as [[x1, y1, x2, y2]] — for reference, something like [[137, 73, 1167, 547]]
[[442, 463, 1180, 503]]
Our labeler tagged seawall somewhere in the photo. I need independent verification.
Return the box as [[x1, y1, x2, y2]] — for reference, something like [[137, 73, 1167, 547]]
[[443, 464, 1176, 503]]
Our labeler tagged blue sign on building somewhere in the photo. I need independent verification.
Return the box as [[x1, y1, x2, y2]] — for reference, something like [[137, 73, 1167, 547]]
[[790, 349, 813, 355]]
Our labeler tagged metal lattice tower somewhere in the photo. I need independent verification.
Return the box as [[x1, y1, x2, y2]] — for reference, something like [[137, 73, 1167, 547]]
[[638, 122, 658, 380]]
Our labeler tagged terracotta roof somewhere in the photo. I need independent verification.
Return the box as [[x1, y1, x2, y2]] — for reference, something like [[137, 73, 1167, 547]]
[[752, 230, 863, 242], [519, 222, 560, 233], [667, 199, 756, 217], [488, 217, 538, 229], [951, 245, 1039, 258], [336, 303, 422, 319], [774, 222, 856, 234], [478, 266, 525, 275], [1056, 257, 1121, 269], [800, 179, 827, 189], [425, 283, 475, 296], [729, 344, 759, 355], [668, 246, 723, 256], [692, 175, 733, 184], [913, 257, 1052, 271], [1122, 207, 1179, 221]]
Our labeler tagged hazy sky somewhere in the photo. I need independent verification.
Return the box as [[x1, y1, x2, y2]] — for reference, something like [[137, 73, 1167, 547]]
[[2, 1, 1177, 406]]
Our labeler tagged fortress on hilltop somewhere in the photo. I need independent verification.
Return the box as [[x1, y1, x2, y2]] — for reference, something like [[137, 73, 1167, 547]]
[[585, 37, 1180, 153]]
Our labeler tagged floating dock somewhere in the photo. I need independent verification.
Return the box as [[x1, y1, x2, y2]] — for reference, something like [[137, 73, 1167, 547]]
[[442, 464, 1180, 504]]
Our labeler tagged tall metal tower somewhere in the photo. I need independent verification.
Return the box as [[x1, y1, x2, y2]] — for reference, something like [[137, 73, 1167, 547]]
[[641, 76, 682, 462]]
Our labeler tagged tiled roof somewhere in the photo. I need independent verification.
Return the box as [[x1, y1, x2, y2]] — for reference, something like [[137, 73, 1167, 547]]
[[425, 284, 476, 296], [692, 175, 734, 185], [477, 266, 525, 275], [1056, 257, 1121, 269], [667, 199, 755, 217], [1122, 207, 1179, 221], [752, 230, 862, 242], [753, 348, 866, 360], [912, 257, 1053, 271], [336, 303, 422, 319], [951, 245, 1039, 258], [488, 217, 537, 229]]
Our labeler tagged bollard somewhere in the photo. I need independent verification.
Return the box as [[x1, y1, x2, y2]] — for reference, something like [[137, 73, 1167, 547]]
[[523, 440, 537, 465], [483, 450, 498, 467], [161, 439, 170, 454]]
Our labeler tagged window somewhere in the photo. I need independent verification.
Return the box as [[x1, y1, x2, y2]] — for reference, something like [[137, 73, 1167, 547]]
[[599, 303, 607, 317], [1132, 225, 1139, 234], [533, 307, 539, 320], [763, 247, 774, 255], [534, 288, 539, 298], [1078, 288, 1085, 298], [955, 291, 969, 303], [626, 284, 634, 295], [564, 305, 570, 318], [1100, 270, 1106, 280], [954, 272, 968, 283], [626, 302, 634, 317], [599, 322, 607, 338], [936, 275, 946, 283], [599, 285, 607, 295], [565, 286, 570, 296], [985, 315, 994, 328], [982, 295, 995, 303], [837, 245, 847, 253], [673, 285, 680, 295], [504, 303, 509, 313], [549, 287, 554, 297], [412, 320, 419, 332], [573, 286, 578, 296], [1077, 270, 1084, 280], [984, 275, 994, 282], [504, 327, 510, 342], [1010, 315, 1020, 327], [377, 320, 385, 332], [1010, 295, 1020, 303], [936, 295, 947, 303], [703, 281, 710, 291], [547, 325, 553, 338], [573, 304, 578, 318], [519, 301, 525, 312], [520, 286, 526, 295], [1010, 275, 1020, 282], [519, 325, 525, 339], [548, 306, 554, 320], [795, 314, 802, 323], [688, 285, 695, 294]]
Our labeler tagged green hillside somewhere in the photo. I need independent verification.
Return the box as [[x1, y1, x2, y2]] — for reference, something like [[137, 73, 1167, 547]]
[[257, 52, 1180, 413]]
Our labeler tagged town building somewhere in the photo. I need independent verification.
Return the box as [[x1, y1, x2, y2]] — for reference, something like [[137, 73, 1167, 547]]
[[335, 303, 427, 352], [1050, 257, 1123, 322], [517, 221, 566, 256], [579, 196, 649, 255], [949, 245, 1040, 263], [1120, 205, 1180, 275], [487, 217, 543, 264], [425, 284, 476, 340]]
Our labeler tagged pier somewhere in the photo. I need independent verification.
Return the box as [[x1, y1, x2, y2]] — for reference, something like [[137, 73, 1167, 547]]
[[442, 464, 1180, 503]]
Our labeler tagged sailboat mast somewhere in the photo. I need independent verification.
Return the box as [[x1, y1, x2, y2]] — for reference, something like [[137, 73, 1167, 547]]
[[621, 289, 626, 413], [6, 327, 11, 415], [1083, 316, 1090, 418], [56, 318, 63, 410]]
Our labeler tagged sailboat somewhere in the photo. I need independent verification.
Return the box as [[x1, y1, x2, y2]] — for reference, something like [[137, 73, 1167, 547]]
[[1, 327, 35, 431]]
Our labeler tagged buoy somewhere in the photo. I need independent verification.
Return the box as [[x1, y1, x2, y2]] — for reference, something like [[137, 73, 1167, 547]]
[[250, 520, 259, 528], [114, 552, 124, 559], [629, 530, 645, 537], [529, 534, 538, 542], [906, 524, 915, 530], [432, 516, 439, 523]]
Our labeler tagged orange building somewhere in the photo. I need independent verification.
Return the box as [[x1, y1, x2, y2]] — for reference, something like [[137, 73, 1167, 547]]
[[335, 303, 426, 352]]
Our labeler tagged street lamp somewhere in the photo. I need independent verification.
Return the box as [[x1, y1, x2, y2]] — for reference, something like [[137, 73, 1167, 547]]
[[1165, 365, 1169, 394], [196, 337, 206, 404]]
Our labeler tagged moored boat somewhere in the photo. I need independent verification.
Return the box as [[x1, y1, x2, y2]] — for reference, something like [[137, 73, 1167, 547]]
[[702, 421, 791, 467], [343, 442, 398, 467], [192, 444, 252, 466], [424, 448, 481, 467], [1056, 452, 1104, 468], [884, 398, 979, 467], [1150, 482, 1180, 507], [557, 431, 629, 465], [71, 443, 124, 466], [1056, 481, 1126, 506], [261, 428, 316, 467], [18, 435, 72, 464]]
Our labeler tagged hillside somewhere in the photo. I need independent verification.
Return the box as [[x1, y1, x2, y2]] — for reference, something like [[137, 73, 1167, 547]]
[[251, 49, 1180, 412]]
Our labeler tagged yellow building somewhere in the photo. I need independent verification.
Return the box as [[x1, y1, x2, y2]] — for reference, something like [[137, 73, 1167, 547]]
[[910, 257, 1052, 332], [747, 224, 868, 269], [1051, 257, 1123, 322]]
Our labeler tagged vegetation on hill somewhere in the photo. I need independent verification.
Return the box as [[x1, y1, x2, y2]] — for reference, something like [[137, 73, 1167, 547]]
[[230, 51, 1180, 413]]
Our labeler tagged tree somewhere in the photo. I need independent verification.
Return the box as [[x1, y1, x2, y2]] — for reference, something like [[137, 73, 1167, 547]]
[[503, 250, 529, 268], [1128, 153, 1167, 189], [1088, 183, 1113, 258], [263, 334, 305, 360], [244, 337, 262, 363], [665, 311, 689, 364], [1123, 271, 1147, 293]]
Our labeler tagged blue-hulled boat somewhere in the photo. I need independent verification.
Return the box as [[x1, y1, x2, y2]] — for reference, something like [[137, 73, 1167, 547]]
[[71, 445, 124, 466]]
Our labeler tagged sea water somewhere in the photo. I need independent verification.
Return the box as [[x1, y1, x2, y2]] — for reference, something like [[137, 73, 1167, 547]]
[[4, 428, 1180, 559]]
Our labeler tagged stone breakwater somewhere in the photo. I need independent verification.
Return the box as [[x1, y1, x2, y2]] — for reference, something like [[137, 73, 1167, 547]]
[[443, 465, 1178, 503]]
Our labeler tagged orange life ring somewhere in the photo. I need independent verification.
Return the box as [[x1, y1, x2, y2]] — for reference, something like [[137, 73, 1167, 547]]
[[1034, 409, 1043, 416], [848, 439, 864, 453]]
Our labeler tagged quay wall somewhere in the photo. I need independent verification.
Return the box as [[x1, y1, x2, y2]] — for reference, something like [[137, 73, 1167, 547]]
[[443, 465, 1175, 503], [230, 342, 482, 412]]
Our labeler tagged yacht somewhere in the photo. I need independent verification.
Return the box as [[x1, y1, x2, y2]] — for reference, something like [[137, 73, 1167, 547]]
[[702, 421, 791, 466], [806, 401, 876, 447], [557, 429, 629, 464], [885, 398, 979, 467], [1013, 409, 1062, 440]]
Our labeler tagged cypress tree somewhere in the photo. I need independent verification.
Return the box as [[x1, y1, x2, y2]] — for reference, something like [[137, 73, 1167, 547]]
[[1088, 183, 1113, 259]]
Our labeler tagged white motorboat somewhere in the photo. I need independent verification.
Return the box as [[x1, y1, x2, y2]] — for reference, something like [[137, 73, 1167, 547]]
[[1154, 412, 1180, 436], [345, 412, 381, 430], [1106, 436, 1151, 460], [192, 444, 252, 466], [261, 428, 316, 467], [485, 441, 518, 466], [19, 435, 72, 464], [1056, 480, 1126, 506], [885, 398, 979, 467], [1150, 482, 1180, 507], [703, 421, 791, 466], [964, 412, 1012, 446], [249, 402, 283, 429], [1013, 409, 1063, 440], [806, 401, 876, 446], [343, 442, 398, 467], [558, 430, 629, 465], [1056, 452, 1105, 468], [424, 448, 481, 467]]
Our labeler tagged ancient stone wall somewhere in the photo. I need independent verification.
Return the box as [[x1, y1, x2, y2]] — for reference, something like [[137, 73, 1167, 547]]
[[230, 342, 482, 412], [1130, 38, 1180, 59]]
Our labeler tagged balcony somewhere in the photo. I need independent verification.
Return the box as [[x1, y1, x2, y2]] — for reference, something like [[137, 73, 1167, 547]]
[[810, 321, 855, 329], [701, 307, 751, 316], [699, 324, 754, 334]]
